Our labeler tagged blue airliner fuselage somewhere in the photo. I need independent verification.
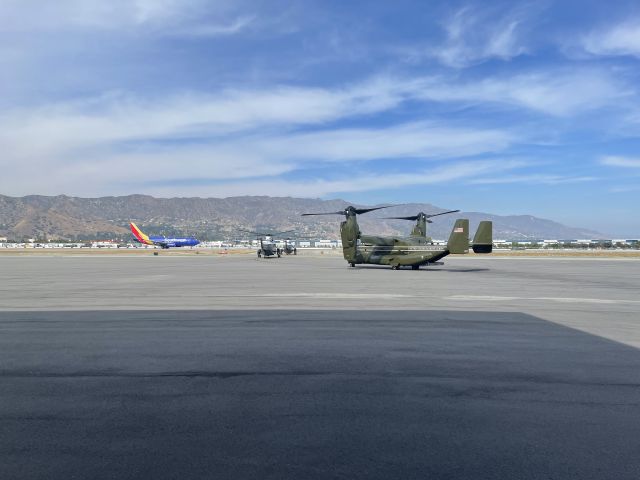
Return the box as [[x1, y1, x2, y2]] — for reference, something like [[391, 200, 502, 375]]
[[148, 236, 200, 248]]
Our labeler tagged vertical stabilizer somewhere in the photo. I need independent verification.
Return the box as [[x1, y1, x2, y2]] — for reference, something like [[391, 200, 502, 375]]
[[130, 222, 153, 245], [472, 221, 493, 253], [447, 219, 469, 254]]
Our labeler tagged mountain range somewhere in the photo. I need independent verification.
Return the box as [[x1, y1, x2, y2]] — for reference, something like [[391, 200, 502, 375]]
[[0, 194, 605, 241]]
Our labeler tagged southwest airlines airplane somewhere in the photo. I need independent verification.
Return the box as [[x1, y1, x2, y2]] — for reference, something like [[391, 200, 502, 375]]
[[130, 222, 200, 249]]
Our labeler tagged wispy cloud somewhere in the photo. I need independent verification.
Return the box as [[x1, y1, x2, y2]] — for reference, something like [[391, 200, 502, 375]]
[[0, 76, 517, 161], [0, 61, 631, 198], [133, 0, 202, 25], [411, 5, 529, 68], [0, 0, 176, 31], [0, 75, 521, 196], [255, 123, 512, 162], [610, 184, 640, 193], [0, 0, 254, 36], [173, 15, 256, 37], [601, 156, 640, 168], [470, 174, 597, 185], [414, 69, 631, 116], [582, 20, 640, 57], [3, 62, 633, 197], [0, 117, 514, 196], [143, 160, 522, 198]]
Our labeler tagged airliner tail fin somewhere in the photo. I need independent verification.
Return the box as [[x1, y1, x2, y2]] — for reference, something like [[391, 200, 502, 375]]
[[130, 222, 153, 245]]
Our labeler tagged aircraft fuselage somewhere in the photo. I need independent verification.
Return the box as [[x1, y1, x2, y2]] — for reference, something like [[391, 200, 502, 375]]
[[147, 236, 200, 248]]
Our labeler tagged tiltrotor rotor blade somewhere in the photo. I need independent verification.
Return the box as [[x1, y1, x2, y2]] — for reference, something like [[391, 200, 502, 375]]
[[383, 209, 460, 221], [382, 215, 420, 221], [302, 205, 393, 217], [352, 206, 393, 215], [301, 211, 346, 216], [425, 209, 460, 218]]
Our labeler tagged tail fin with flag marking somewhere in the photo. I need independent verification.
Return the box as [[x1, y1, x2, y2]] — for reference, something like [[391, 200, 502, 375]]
[[447, 219, 469, 254]]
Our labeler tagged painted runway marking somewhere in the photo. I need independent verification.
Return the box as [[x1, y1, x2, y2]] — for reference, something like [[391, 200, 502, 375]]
[[447, 295, 520, 301], [261, 293, 412, 299], [447, 295, 640, 305]]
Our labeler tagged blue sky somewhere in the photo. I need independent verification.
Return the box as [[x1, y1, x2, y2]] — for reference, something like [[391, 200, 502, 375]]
[[1, 0, 640, 235]]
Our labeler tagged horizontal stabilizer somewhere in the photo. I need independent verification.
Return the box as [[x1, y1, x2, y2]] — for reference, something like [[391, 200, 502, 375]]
[[472, 221, 493, 254]]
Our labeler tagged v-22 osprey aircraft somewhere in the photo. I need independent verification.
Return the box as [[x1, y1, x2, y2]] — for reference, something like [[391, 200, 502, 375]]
[[302, 206, 492, 270]]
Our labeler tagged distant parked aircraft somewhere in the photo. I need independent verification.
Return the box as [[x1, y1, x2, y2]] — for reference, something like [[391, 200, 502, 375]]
[[129, 222, 199, 249]]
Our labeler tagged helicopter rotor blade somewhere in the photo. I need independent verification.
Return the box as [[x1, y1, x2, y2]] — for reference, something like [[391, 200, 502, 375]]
[[382, 215, 420, 221], [352, 205, 394, 215], [383, 209, 460, 221], [425, 209, 460, 218], [301, 211, 348, 216], [302, 205, 394, 216]]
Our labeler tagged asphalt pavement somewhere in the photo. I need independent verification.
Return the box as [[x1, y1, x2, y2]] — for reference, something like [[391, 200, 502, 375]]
[[1, 256, 639, 479]]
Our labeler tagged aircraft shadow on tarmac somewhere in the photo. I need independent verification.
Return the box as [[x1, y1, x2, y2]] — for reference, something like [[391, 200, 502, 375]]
[[425, 267, 490, 273], [350, 265, 490, 272], [1, 309, 640, 480]]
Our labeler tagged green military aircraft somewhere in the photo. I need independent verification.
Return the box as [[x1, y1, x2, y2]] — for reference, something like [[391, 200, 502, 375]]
[[302, 206, 492, 270]]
